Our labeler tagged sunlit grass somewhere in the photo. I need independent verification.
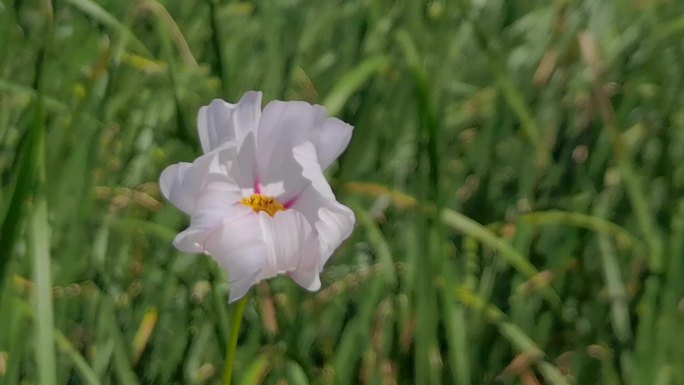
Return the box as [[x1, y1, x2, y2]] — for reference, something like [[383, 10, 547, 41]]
[[2, 0, 684, 384]]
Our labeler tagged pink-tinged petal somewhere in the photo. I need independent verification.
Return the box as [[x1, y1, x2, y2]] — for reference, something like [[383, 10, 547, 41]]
[[256, 101, 325, 184], [256, 100, 352, 183], [291, 142, 355, 263], [173, 227, 207, 253], [204, 209, 267, 302], [197, 92, 262, 153], [288, 219, 322, 291], [193, 173, 243, 213], [309, 117, 353, 170], [256, 210, 322, 291], [293, 142, 335, 199], [159, 152, 223, 214], [293, 192, 355, 264], [312, 203, 355, 263], [289, 268, 321, 291], [172, 177, 247, 254], [269, 155, 309, 205], [159, 162, 192, 212], [230, 132, 258, 191], [232, 92, 262, 139], [173, 206, 251, 255]]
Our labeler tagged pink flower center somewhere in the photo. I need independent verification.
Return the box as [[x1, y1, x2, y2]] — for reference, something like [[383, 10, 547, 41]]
[[240, 194, 285, 216]]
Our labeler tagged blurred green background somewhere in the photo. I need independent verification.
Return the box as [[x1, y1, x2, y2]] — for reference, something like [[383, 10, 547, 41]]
[[2, 0, 684, 384]]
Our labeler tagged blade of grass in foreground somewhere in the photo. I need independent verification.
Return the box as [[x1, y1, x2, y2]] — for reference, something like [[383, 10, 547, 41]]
[[30, 198, 57, 385], [30, 180, 57, 385], [27, 6, 57, 382]]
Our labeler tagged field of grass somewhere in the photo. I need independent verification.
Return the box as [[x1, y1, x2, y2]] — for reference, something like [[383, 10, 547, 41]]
[[2, 0, 684, 384]]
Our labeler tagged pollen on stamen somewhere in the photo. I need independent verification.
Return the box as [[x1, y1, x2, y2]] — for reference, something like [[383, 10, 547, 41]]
[[240, 194, 285, 216]]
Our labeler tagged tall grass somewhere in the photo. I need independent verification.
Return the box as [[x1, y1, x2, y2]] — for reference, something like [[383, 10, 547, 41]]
[[2, 0, 684, 384]]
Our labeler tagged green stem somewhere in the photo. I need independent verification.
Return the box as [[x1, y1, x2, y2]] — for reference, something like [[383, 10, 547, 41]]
[[221, 295, 249, 385]]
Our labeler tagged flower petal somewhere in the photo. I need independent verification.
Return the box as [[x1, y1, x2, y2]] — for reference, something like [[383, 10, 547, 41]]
[[159, 162, 192, 213], [309, 117, 353, 170], [230, 132, 258, 191], [197, 91, 262, 153], [256, 210, 322, 291], [204, 208, 267, 302], [290, 142, 355, 263], [159, 152, 222, 214], [255, 101, 353, 184], [289, 266, 321, 292], [293, 192, 355, 265], [169, 171, 245, 254], [173, 227, 207, 253]]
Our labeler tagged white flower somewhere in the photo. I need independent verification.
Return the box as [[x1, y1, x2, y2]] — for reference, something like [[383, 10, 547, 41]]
[[159, 92, 355, 302]]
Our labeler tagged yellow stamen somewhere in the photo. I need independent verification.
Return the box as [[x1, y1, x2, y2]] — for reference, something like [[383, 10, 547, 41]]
[[240, 194, 285, 216]]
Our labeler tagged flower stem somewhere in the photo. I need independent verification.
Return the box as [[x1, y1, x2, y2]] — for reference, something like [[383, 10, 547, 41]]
[[220, 295, 249, 385]]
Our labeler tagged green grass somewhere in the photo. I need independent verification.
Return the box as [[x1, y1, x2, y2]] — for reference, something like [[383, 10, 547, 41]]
[[2, 0, 684, 384]]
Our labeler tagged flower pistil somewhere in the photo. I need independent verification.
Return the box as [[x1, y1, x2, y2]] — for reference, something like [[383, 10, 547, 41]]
[[240, 194, 285, 216]]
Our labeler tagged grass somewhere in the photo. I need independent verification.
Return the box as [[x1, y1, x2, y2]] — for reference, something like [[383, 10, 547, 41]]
[[1, 0, 684, 384]]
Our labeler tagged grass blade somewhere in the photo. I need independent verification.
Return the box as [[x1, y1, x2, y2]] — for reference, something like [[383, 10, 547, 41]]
[[30, 198, 57, 385], [322, 56, 388, 116]]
